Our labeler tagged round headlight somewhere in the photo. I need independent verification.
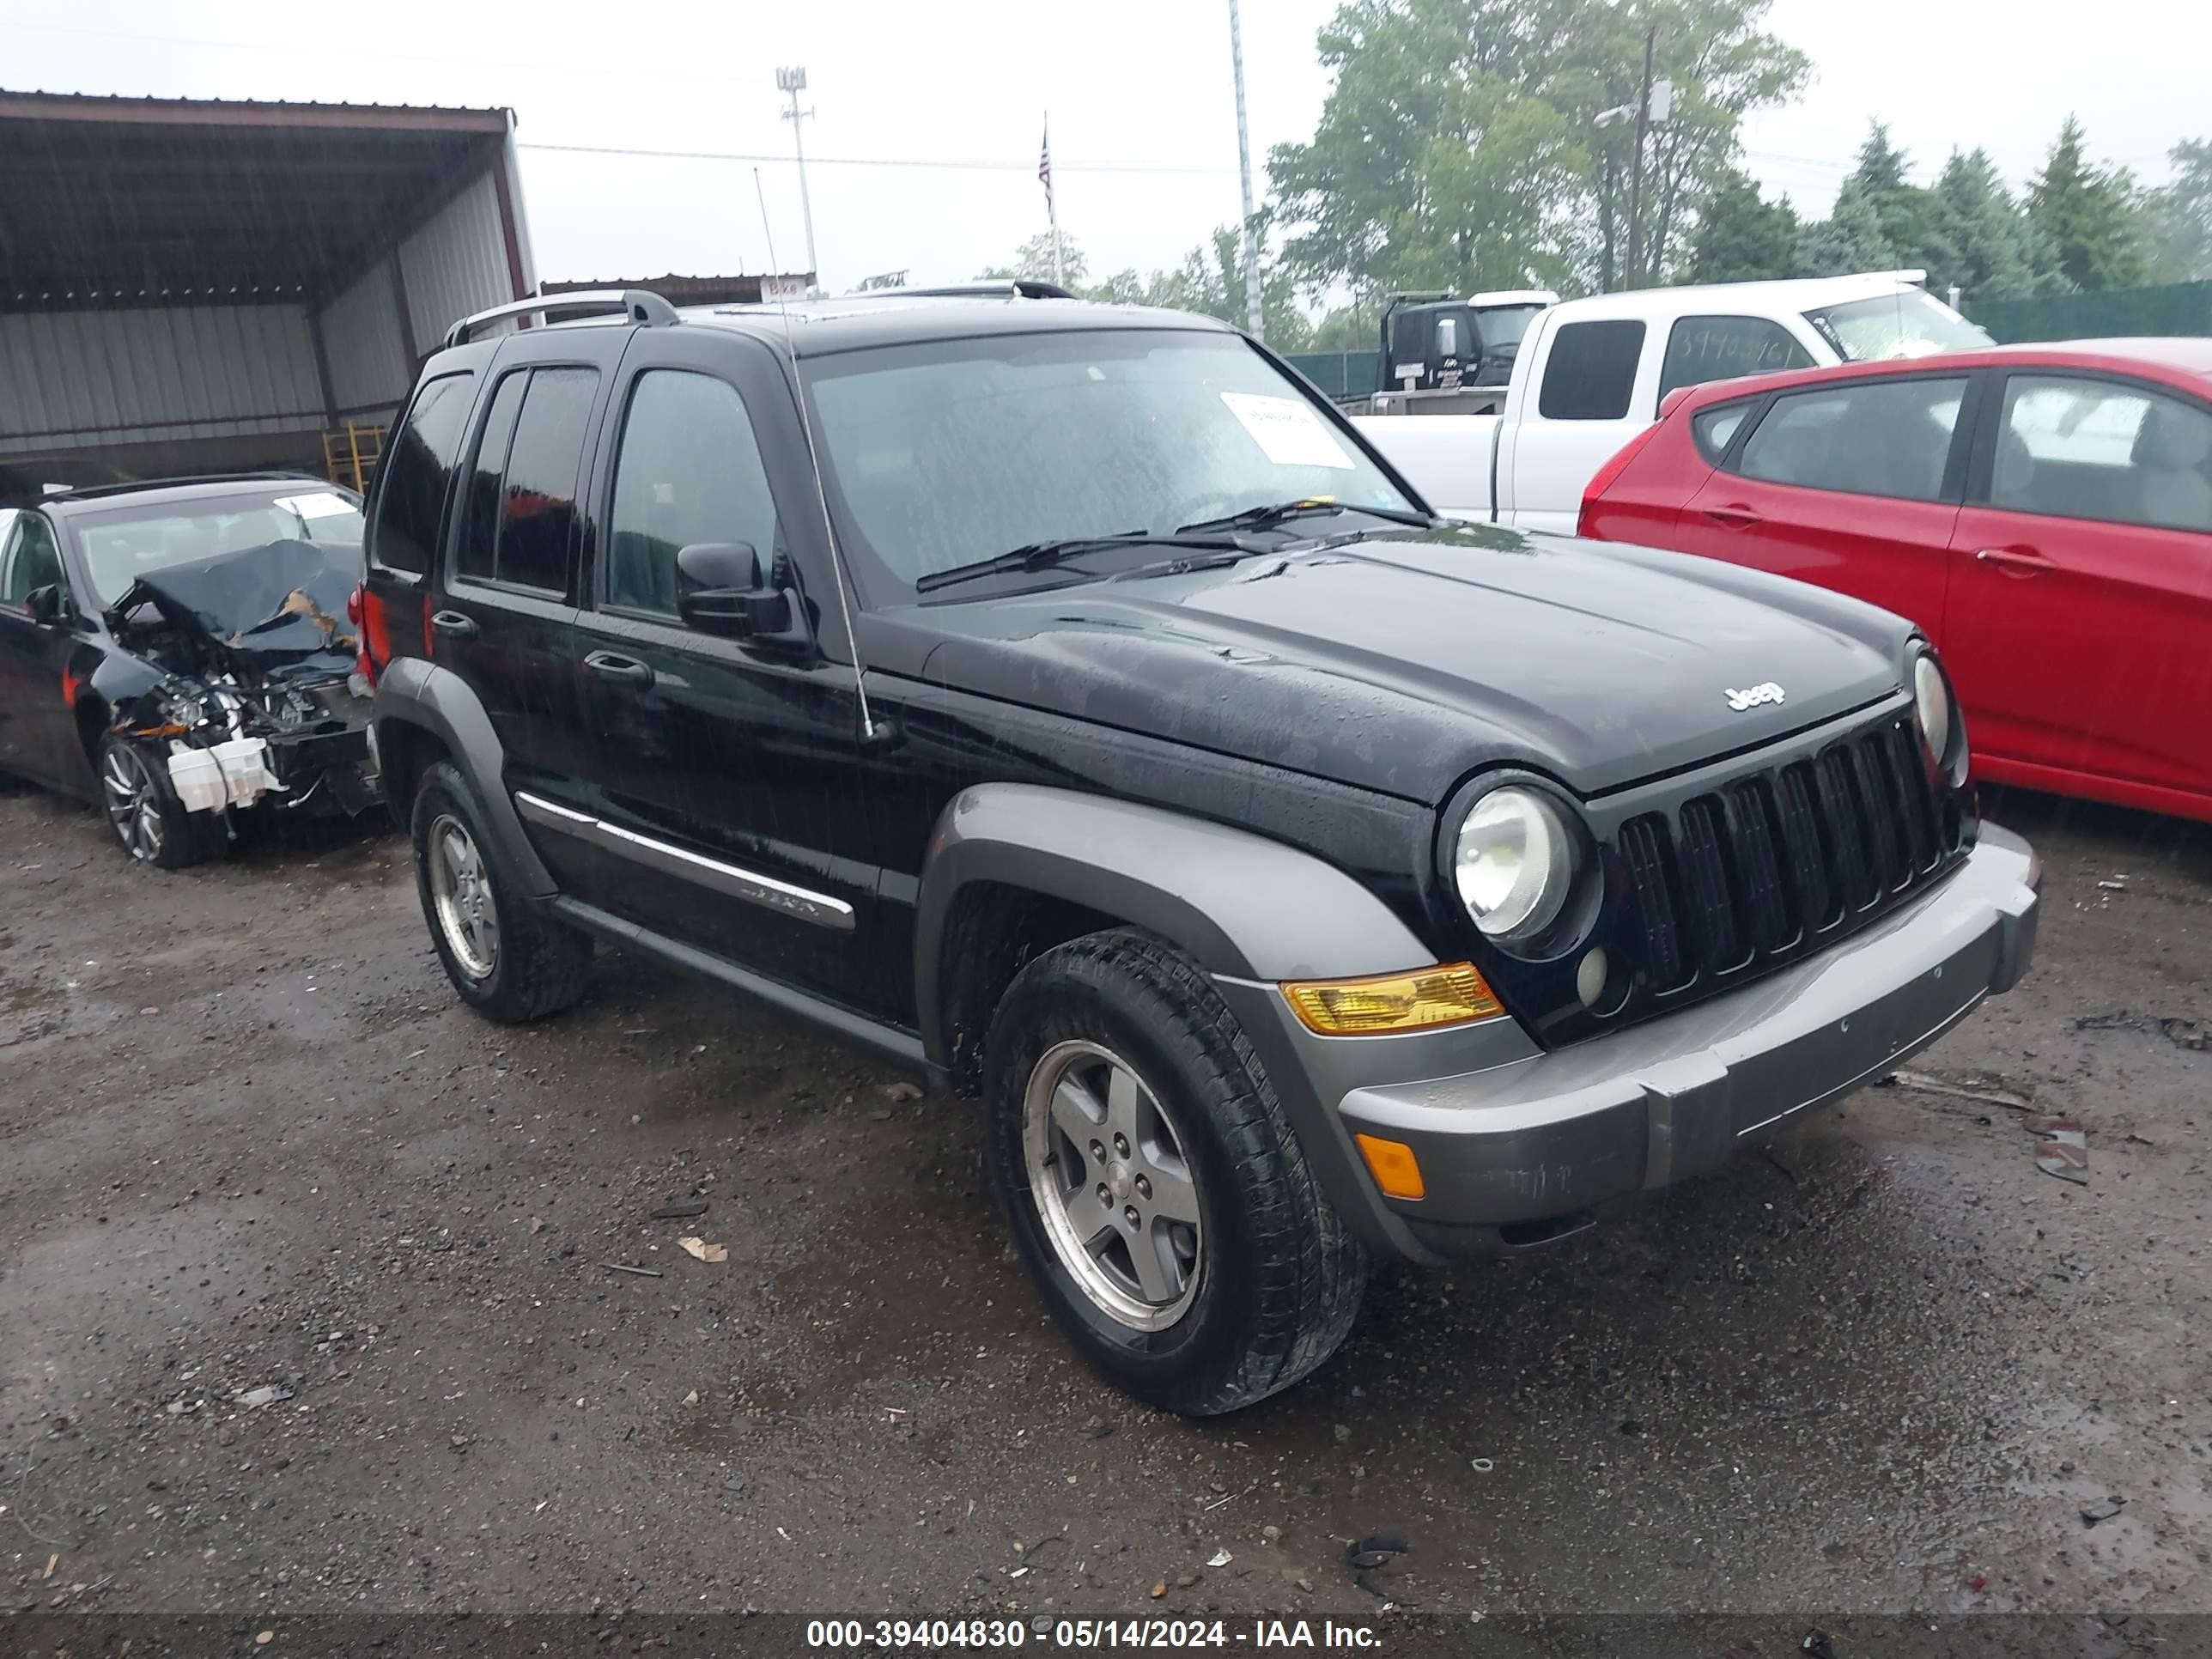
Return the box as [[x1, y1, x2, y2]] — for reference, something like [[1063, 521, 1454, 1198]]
[[1913, 653, 1952, 765], [1454, 787, 1574, 939]]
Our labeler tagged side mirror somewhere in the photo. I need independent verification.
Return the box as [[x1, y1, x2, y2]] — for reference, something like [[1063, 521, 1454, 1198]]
[[23, 583, 66, 625], [673, 542, 803, 645]]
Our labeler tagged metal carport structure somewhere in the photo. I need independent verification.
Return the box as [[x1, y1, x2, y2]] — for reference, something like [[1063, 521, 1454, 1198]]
[[0, 90, 536, 490]]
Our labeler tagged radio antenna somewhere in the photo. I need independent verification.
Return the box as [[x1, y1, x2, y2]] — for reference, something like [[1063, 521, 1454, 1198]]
[[752, 167, 875, 741]]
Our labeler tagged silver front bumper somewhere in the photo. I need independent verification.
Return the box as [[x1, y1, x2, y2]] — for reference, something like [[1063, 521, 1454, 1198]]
[[1221, 825, 2040, 1262]]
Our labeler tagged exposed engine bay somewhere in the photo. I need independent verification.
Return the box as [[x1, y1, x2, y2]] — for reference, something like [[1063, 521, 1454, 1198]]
[[102, 538, 381, 821]]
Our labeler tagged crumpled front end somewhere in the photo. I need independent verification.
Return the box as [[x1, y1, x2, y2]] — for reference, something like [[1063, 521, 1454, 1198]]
[[103, 539, 381, 821]]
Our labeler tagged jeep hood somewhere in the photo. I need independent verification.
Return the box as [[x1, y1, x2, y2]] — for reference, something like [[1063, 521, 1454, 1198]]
[[908, 526, 1914, 802], [106, 538, 360, 678]]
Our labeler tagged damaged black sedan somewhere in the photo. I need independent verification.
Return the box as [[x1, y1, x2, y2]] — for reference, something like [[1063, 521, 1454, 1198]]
[[0, 475, 380, 867]]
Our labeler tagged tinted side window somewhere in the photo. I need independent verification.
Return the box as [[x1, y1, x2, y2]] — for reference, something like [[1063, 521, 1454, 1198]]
[[455, 370, 527, 585], [1659, 315, 1815, 398], [1691, 402, 1756, 464], [1536, 320, 1646, 421], [606, 371, 780, 617], [1737, 376, 1968, 503], [495, 368, 598, 594], [1992, 375, 2212, 533], [368, 370, 474, 575], [1, 514, 63, 605]]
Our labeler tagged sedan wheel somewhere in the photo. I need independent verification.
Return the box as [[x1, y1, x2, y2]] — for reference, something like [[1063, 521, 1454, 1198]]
[[427, 814, 500, 981], [1022, 1038, 1204, 1331], [101, 743, 165, 863]]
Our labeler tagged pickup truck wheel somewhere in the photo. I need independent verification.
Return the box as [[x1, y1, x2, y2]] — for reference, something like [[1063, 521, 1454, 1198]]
[[97, 735, 222, 870], [410, 761, 591, 1023], [983, 929, 1368, 1415]]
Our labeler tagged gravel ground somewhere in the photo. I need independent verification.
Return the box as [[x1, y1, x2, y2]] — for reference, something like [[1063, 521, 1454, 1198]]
[[1, 778, 2206, 1628]]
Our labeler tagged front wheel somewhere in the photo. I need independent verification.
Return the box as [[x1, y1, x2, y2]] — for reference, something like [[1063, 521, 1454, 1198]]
[[96, 736, 222, 870], [982, 930, 1368, 1415]]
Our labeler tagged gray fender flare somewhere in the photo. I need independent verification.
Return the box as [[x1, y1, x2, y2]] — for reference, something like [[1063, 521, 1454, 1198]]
[[913, 782, 1435, 1067], [372, 656, 556, 896]]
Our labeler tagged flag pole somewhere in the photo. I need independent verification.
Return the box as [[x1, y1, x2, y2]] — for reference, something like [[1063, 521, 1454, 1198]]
[[1042, 113, 1066, 289]]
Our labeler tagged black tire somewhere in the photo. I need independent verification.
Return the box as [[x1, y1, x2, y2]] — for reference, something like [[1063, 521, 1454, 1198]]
[[982, 929, 1368, 1416], [94, 734, 224, 870], [410, 760, 591, 1023]]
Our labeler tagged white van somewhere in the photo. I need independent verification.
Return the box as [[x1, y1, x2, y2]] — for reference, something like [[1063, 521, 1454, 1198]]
[[1353, 271, 1990, 532]]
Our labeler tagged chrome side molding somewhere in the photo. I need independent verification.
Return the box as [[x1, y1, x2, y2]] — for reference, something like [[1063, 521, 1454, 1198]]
[[514, 791, 855, 933]]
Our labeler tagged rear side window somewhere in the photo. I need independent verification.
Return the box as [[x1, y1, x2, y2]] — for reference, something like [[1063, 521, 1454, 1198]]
[[1537, 320, 1645, 421], [1737, 376, 1969, 503], [1692, 402, 1756, 463], [368, 370, 474, 575], [452, 366, 599, 594], [606, 371, 781, 617], [1659, 315, 1814, 398], [1992, 374, 2212, 533]]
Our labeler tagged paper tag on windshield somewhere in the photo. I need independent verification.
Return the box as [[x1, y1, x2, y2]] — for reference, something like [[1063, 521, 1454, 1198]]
[[273, 491, 356, 519], [1219, 392, 1355, 469]]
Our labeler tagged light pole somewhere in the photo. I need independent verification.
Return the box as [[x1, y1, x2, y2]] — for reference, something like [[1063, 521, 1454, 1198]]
[[1595, 52, 1672, 291], [1226, 0, 1265, 343], [776, 66, 819, 291]]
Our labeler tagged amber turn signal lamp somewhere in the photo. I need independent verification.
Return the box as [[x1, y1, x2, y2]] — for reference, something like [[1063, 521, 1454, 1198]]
[[1354, 1133, 1426, 1201], [1280, 962, 1503, 1036]]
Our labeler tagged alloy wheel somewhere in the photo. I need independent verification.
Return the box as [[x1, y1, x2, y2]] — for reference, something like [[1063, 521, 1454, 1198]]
[[427, 814, 500, 981], [101, 744, 164, 863]]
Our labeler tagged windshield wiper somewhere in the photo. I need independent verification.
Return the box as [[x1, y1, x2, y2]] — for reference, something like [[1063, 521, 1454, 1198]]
[[1177, 499, 1436, 535], [915, 532, 1243, 594]]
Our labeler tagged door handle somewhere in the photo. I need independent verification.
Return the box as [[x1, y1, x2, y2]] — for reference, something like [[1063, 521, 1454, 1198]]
[[583, 650, 654, 689], [429, 610, 479, 640], [1973, 547, 2049, 576], [1701, 505, 1762, 527]]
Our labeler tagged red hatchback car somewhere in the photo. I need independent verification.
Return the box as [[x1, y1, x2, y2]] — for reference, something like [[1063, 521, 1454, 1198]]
[[1580, 338, 2212, 822]]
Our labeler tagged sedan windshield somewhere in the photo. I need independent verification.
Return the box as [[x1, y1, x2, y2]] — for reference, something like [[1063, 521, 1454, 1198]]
[[1804, 289, 1991, 362], [805, 328, 1419, 597], [72, 488, 365, 606]]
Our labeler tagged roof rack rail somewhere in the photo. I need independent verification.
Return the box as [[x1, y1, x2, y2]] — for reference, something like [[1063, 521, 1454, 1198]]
[[444, 288, 679, 349], [900, 280, 1077, 301], [42, 470, 335, 503]]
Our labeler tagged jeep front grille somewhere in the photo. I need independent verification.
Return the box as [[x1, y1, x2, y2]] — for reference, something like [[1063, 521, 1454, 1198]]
[[1615, 714, 1965, 997]]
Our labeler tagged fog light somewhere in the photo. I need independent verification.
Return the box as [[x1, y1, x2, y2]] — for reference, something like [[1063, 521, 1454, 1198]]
[[1282, 962, 1503, 1035], [1354, 1133, 1425, 1200], [1576, 946, 1609, 1009]]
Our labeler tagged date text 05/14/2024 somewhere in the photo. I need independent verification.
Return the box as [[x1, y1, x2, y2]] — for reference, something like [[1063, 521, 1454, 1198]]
[[804, 1619, 1382, 1649]]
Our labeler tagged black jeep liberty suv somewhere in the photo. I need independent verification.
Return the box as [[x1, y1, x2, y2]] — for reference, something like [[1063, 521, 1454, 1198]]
[[360, 285, 2040, 1415]]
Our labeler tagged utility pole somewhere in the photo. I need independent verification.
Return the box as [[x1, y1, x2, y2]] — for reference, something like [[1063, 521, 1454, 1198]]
[[1622, 25, 1655, 289], [1227, 0, 1265, 343], [776, 66, 819, 291]]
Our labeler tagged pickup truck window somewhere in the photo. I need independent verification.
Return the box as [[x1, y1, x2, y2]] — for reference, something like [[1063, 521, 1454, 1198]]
[[1737, 375, 1969, 502], [1536, 320, 1645, 421], [1802, 289, 1990, 362], [1659, 316, 1814, 398], [805, 329, 1415, 595]]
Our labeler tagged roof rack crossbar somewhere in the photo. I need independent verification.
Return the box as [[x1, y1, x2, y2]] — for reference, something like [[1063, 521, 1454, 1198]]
[[443, 288, 679, 349], [898, 280, 1077, 301]]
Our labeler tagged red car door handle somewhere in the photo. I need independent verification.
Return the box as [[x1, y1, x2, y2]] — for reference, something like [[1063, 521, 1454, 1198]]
[[1973, 547, 2049, 575], [1701, 505, 1762, 527]]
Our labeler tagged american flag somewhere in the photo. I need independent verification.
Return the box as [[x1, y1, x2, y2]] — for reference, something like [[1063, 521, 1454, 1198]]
[[1038, 118, 1053, 210]]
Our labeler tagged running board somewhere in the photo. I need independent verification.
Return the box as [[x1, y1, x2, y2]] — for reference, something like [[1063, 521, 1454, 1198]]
[[546, 896, 927, 1071]]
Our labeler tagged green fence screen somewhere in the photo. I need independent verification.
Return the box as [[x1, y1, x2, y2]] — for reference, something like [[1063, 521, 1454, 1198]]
[[1965, 281, 2212, 344], [1281, 348, 1381, 399]]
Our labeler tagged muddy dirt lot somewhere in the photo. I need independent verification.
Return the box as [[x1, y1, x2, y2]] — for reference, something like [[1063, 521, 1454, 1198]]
[[2, 778, 2206, 1631]]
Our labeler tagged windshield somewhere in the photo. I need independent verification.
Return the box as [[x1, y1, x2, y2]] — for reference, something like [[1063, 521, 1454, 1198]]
[[805, 329, 1418, 598], [1474, 304, 1543, 349], [1803, 289, 1991, 362], [71, 488, 364, 606]]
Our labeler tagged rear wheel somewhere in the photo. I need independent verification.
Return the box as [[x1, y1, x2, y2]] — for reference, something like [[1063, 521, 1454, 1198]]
[[96, 736, 222, 870], [410, 761, 591, 1023], [983, 929, 1368, 1415]]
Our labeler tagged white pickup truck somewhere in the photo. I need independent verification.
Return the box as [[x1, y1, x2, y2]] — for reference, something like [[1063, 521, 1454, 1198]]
[[1352, 270, 1991, 533]]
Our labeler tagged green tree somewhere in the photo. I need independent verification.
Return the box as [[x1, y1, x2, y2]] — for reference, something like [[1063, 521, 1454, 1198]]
[[2144, 137, 2212, 283], [1844, 122, 1930, 263], [975, 232, 1090, 288], [1921, 148, 2067, 303], [1310, 306, 1376, 350], [975, 216, 1314, 346], [1687, 166, 1798, 282], [2027, 117, 2148, 290], [1267, 0, 1806, 297], [1791, 175, 1897, 277]]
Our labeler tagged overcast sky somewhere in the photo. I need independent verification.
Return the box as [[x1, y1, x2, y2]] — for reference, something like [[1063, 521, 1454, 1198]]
[[3, 0, 2203, 296]]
